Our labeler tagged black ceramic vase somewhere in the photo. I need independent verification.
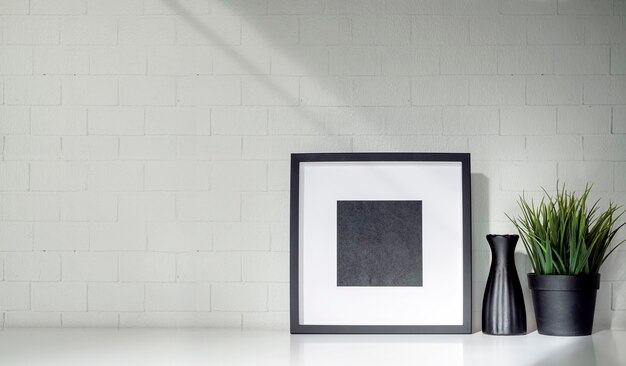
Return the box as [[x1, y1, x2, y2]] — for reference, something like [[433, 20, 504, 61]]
[[482, 234, 527, 335]]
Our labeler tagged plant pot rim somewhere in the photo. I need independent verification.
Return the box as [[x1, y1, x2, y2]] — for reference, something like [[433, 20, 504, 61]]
[[486, 234, 519, 239], [528, 273, 600, 291]]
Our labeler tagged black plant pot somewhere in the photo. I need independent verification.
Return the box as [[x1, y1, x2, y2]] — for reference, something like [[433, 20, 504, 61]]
[[528, 274, 600, 336]]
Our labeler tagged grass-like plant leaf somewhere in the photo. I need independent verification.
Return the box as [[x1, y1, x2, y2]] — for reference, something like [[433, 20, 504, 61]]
[[506, 184, 625, 275]]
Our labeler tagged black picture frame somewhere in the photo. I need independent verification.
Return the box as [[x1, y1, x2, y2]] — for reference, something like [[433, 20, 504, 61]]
[[290, 153, 472, 334]]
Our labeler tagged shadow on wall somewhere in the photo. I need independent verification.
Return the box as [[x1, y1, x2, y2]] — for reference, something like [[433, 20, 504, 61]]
[[471, 173, 489, 333], [471, 173, 490, 253], [162, 0, 460, 153], [604, 260, 626, 330], [163, 0, 307, 108], [515, 251, 536, 333], [163, 0, 346, 150]]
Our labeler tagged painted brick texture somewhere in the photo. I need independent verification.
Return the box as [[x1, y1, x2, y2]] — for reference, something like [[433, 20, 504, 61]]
[[0, 0, 625, 331]]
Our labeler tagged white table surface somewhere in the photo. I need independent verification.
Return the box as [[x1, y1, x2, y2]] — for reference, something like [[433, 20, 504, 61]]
[[0, 329, 624, 366]]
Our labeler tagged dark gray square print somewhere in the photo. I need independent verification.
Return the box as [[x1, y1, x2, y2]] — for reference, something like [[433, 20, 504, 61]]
[[337, 200, 423, 287]]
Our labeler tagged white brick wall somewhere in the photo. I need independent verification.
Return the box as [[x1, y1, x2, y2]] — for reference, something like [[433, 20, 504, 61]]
[[176, 252, 241, 282], [0, 0, 625, 331], [0, 46, 34, 76], [88, 283, 144, 311], [62, 252, 118, 281], [31, 283, 87, 311], [119, 253, 176, 282]]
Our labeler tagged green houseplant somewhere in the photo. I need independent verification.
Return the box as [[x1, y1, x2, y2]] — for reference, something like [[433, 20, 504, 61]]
[[507, 184, 625, 336]]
